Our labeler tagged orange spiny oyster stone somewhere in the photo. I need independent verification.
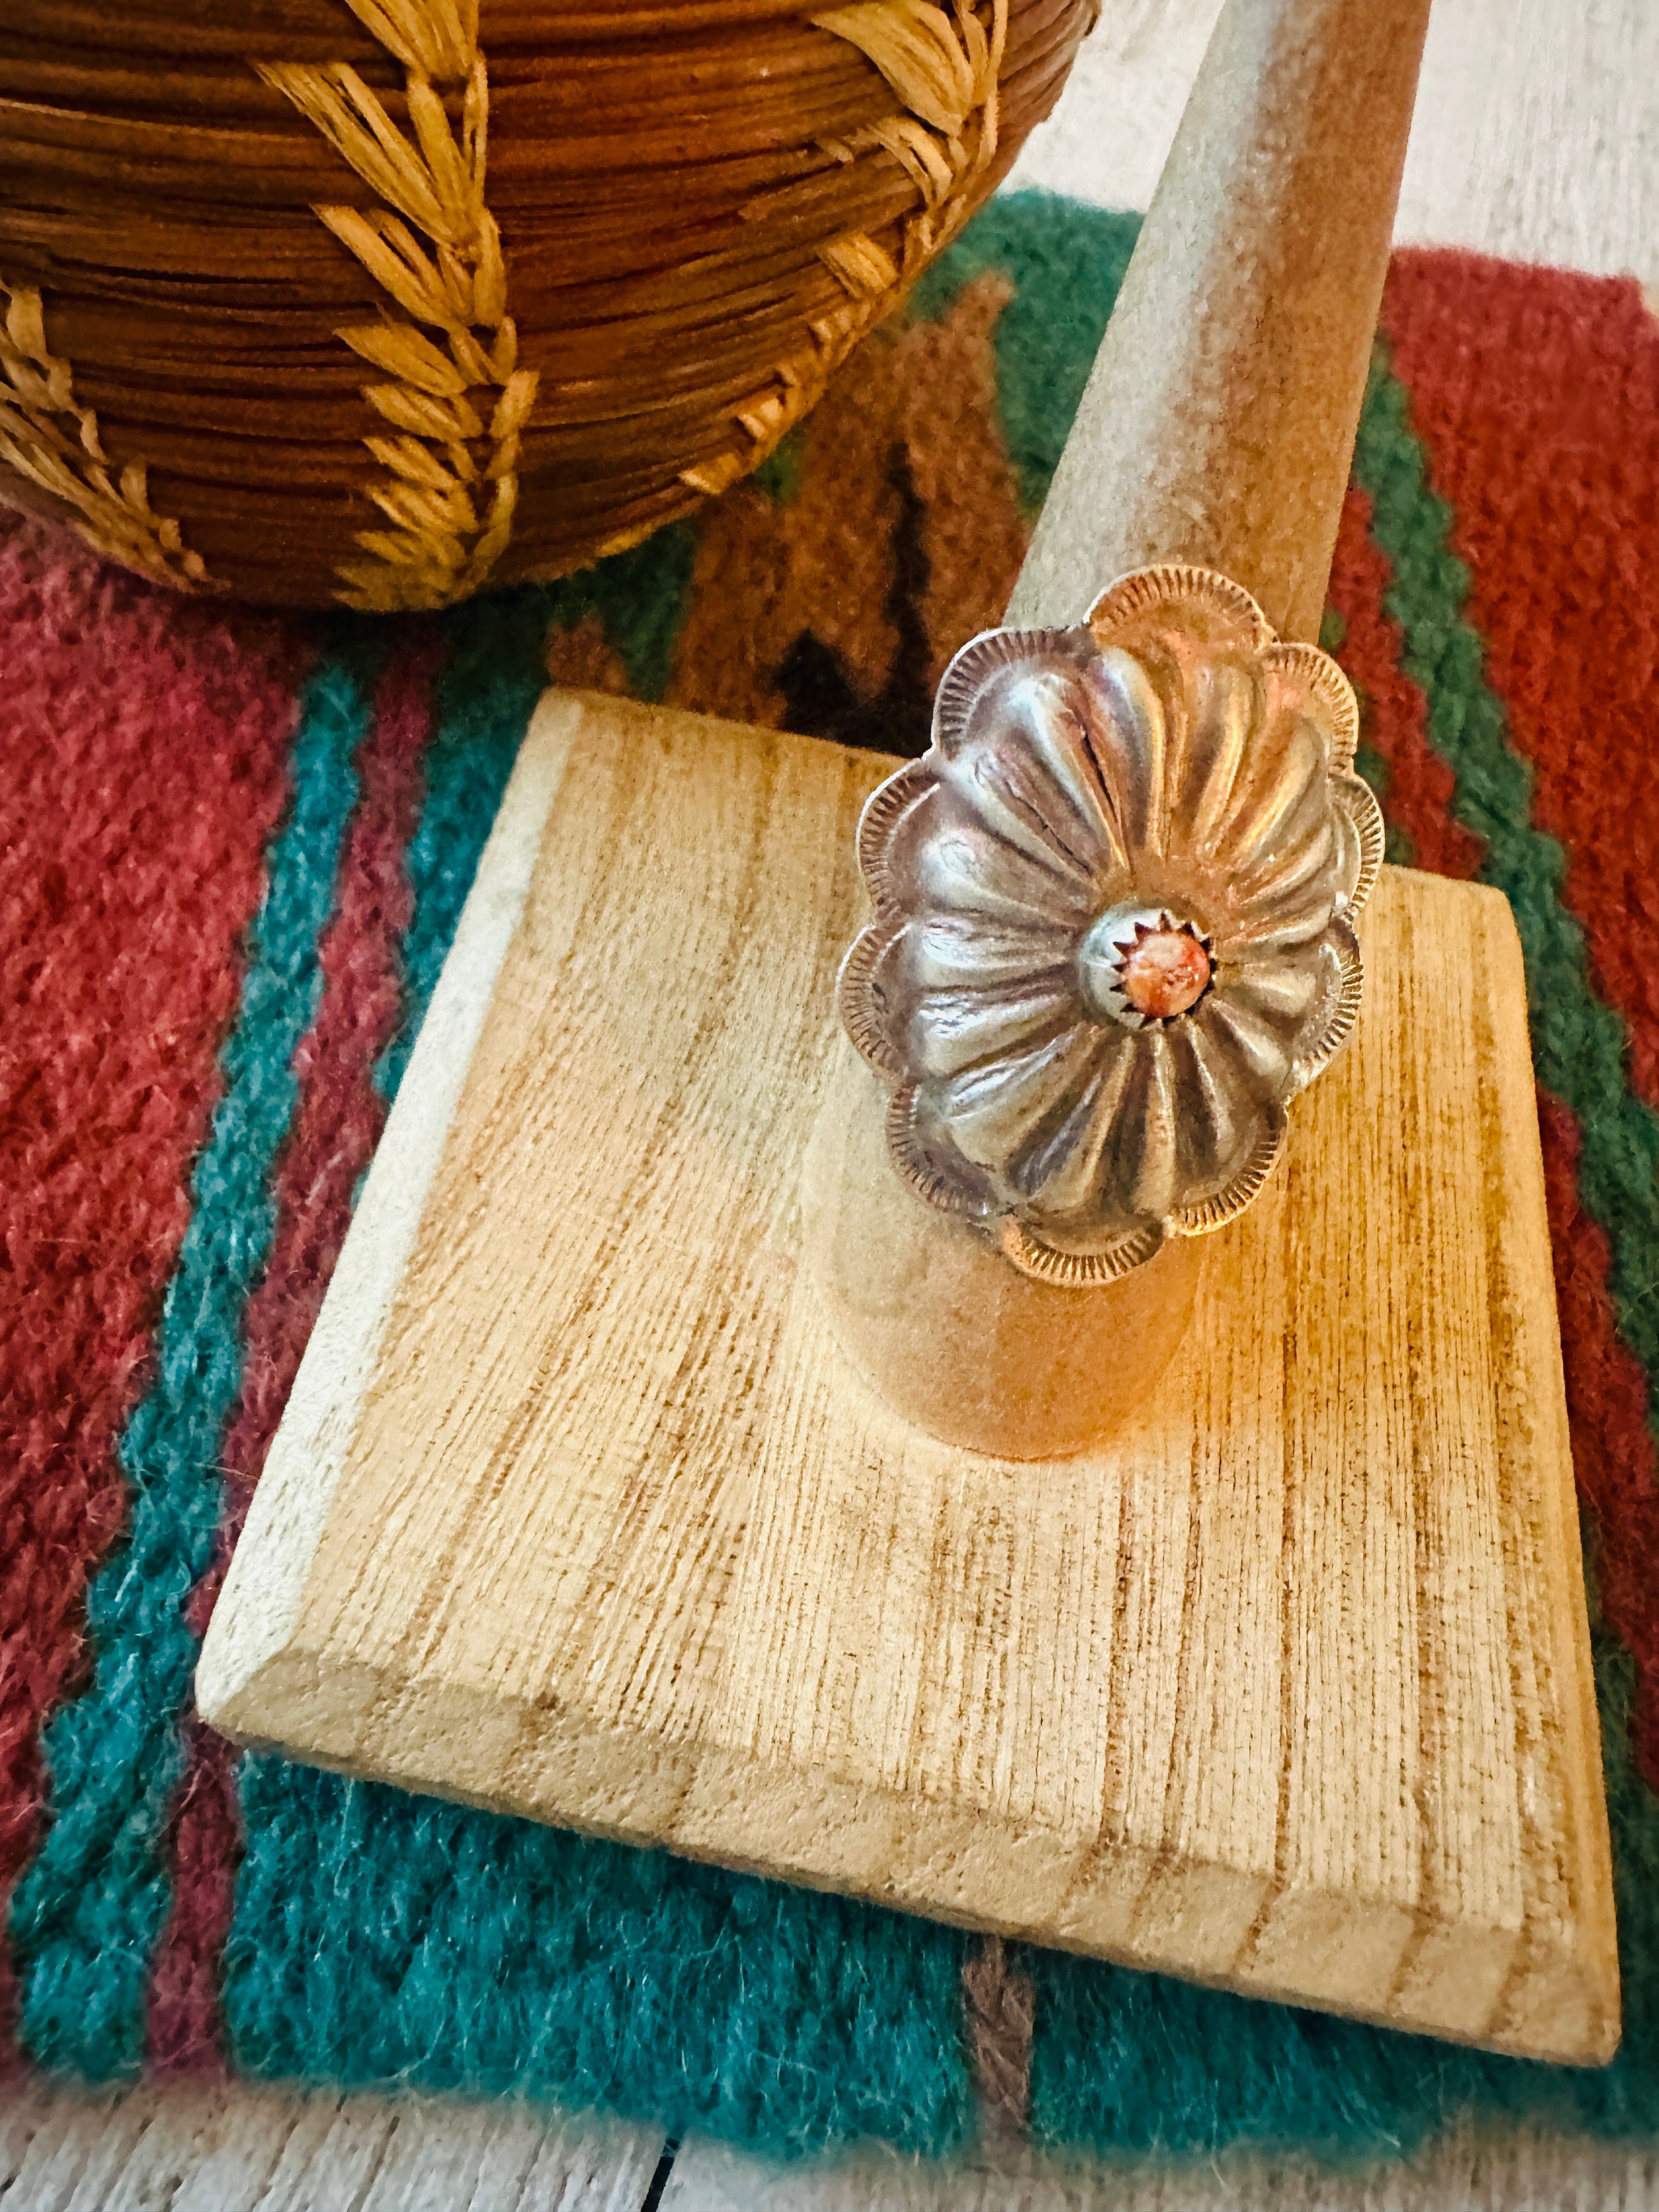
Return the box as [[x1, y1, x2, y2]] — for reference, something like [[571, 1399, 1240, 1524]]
[[1118, 925, 1212, 1018]]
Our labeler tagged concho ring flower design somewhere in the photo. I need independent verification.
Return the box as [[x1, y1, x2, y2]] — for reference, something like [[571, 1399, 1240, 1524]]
[[838, 564, 1384, 1285]]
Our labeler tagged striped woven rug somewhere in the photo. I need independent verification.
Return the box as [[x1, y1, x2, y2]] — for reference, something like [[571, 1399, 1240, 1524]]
[[5, 194, 1659, 2176]]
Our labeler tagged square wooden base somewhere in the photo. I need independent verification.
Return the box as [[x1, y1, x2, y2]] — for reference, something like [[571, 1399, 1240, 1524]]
[[198, 690, 1618, 2066]]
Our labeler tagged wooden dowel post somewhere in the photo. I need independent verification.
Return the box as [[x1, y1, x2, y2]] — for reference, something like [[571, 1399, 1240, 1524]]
[[803, 0, 1433, 1459], [1008, 0, 1433, 640]]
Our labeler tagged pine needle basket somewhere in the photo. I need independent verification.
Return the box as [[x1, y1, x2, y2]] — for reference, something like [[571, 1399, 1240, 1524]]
[[0, 0, 1095, 611]]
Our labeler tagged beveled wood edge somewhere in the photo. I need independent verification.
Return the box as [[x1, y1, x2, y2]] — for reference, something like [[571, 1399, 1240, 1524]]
[[195, 684, 1618, 2070], [206, 1631, 1618, 2069], [1475, 886, 1623, 2065], [196, 686, 874, 1729], [195, 690, 583, 1723]]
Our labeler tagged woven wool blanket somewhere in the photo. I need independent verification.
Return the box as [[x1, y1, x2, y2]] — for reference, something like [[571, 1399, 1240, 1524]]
[[4, 194, 1659, 2174]]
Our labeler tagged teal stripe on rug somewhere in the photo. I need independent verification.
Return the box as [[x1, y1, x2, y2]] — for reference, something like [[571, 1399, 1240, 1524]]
[[374, 590, 552, 1105], [9, 641, 375, 2080], [1027, 330, 1659, 2159], [227, 535, 973, 2161], [1352, 346, 1659, 1386], [910, 193, 1141, 516], [223, 1757, 973, 2159], [1343, 343, 1659, 2132], [377, 532, 696, 1105], [1029, 1628, 1659, 2157]]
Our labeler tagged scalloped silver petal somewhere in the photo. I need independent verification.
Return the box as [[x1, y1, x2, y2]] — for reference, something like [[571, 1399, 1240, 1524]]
[[1000, 1217, 1167, 1285], [1168, 1104, 1286, 1238], [840, 564, 1375, 1280], [1285, 915, 1364, 1096]]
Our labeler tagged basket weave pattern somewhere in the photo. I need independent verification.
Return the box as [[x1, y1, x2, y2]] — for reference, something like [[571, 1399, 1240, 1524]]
[[0, 0, 1092, 608]]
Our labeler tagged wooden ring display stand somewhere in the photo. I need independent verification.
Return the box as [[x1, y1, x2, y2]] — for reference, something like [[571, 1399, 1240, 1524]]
[[199, 0, 1621, 2066]]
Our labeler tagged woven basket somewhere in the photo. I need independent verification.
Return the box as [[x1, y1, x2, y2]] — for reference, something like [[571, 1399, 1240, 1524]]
[[0, 0, 1093, 611]]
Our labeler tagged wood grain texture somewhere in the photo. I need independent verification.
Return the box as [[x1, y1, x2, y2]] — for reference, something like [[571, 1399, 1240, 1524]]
[[11, 2076, 1659, 2212], [199, 687, 1617, 2067], [800, 1050, 1207, 1457], [31, 3, 1658, 2202], [1006, 0, 1430, 642], [851, 0, 1417, 1452], [1005, 0, 1659, 287], [664, 2124, 1659, 2212], [0, 2073, 665, 2212]]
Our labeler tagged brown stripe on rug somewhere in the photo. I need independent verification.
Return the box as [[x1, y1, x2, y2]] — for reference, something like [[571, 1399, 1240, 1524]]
[[962, 1934, 1036, 2144]]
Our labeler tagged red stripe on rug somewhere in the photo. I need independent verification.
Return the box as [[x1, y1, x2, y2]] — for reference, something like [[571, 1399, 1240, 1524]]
[[0, 517, 303, 2066], [1323, 332, 1659, 1785], [1325, 481, 1486, 880], [1379, 252, 1659, 1104], [1537, 1087, 1659, 1791], [144, 643, 436, 2076]]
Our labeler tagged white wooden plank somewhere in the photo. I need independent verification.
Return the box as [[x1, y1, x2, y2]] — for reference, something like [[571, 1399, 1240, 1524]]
[[10, 2, 1656, 2207], [664, 2124, 1659, 2212], [1005, 0, 1227, 222], [1005, 0, 1659, 283], [0, 2077, 665, 2212]]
